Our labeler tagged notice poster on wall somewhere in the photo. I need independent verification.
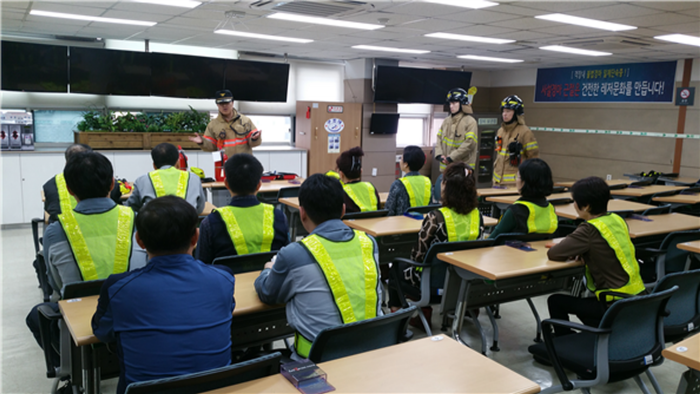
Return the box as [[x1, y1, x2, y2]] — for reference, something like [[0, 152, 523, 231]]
[[535, 61, 676, 103]]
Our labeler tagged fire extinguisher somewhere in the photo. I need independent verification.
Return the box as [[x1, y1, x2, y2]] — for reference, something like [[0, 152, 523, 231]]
[[214, 150, 228, 182], [177, 145, 189, 170]]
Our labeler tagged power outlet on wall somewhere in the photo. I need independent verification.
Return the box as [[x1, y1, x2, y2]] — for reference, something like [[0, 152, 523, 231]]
[[606, 174, 612, 181], [372, 168, 377, 177]]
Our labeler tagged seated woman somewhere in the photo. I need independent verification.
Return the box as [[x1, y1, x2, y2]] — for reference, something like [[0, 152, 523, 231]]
[[388, 162, 483, 318], [488, 158, 557, 239], [337, 146, 381, 213], [546, 177, 646, 336]]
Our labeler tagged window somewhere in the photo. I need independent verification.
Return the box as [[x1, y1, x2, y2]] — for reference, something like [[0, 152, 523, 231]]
[[246, 115, 292, 144], [34, 110, 83, 143], [396, 117, 425, 147], [430, 115, 447, 147]]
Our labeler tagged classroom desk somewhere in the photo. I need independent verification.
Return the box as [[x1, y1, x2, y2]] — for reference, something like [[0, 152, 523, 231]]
[[658, 176, 699, 186], [203, 178, 305, 206], [204, 336, 541, 394], [653, 193, 700, 206], [554, 200, 655, 220], [554, 179, 630, 188], [678, 241, 700, 254], [476, 186, 520, 197], [662, 332, 700, 393], [610, 185, 688, 198], [625, 213, 700, 239], [485, 192, 573, 205]]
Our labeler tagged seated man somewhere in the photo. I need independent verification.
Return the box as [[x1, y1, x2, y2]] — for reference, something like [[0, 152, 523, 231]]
[[255, 174, 383, 359], [196, 153, 288, 264], [384, 145, 432, 215], [125, 142, 205, 214], [93, 196, 235, 394]]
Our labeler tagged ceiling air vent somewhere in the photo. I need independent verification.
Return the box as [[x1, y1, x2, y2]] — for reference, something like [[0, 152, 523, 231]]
[[252, 1, 368, 18]]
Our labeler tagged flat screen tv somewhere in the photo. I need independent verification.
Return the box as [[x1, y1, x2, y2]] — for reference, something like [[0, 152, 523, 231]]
[[369, 113, 400, 135], [151, 52, 225, 99], [70, 47, 150, 95], [2, 41, 68, 93], [374, 66, 472, 105], [224, 60, 289, 102]]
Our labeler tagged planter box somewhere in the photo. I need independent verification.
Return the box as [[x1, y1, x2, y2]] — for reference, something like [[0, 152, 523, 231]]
[[74, 131, 200, 150]]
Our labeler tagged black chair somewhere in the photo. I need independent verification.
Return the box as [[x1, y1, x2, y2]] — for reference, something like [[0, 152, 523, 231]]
[[213, 251, 278, 275], [636, 230, 700, 289], [342, 209, 389, 220], [551, 186, 567, 194], [652, 269, 700, 343], [630, 179, 655, 187], [124, 352, 282, 394], [528, 287, 677, 394], [306, 306, 416, 363], [405, 204, 441, 215], [641, 204, 671, 216]]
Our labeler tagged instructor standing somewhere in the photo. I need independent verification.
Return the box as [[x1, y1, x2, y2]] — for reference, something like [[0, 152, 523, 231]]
[[189, 89, 262, 156]]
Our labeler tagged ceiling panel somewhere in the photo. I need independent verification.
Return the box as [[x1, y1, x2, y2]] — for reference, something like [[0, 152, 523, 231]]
[[110, 2, 189, 16], [635, 2, 700, 12], [101, 9, 173, 23], [440, 10, 522, 24], [384, 2, 466, 18], [514, 2, 618, 13], [488, 16, 556, 30], [29, 3, 108, 16], [573, 4, 662, 20], [615, 12, 700, 28], [1, 2, 31, 12]]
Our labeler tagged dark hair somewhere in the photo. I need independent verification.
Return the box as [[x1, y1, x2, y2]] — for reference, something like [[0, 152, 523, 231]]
[[571, 177, 610, 215], [299, 173, 344, 224], [402, 145, 426, 172], [151, 143, 179, 168], [135, 196, 198, 254], [64, 151, 113, 200], [336, 146, 364, 180], [64, 143, 92, 160], [224, 153, 263, 195], [441, 162, 478, 215], [518, 158, 553, 198]]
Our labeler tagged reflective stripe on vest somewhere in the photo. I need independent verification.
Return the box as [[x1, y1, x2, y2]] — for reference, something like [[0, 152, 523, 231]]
[[295, 332, 314, 359], [216, 204, 275, 255], [343, 182, 378, 212], [148, 167, 189, 198], [58, 205, 133, 281], [513, 201, 558, 234], [399, 175, 432, 207], [439, 207, 480, 242], [587, 213, 646, 301], [55, 173, 77, 215]]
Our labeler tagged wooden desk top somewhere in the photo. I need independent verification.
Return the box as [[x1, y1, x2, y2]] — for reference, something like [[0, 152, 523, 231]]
[[485, 192, 572, 205], [555, 200, 654, 220], [477, 187, 520, 197], [662, 332, 700, 371], [204, 336, 541, 394], [344, 214, 498, 237], [626, 213, 700, 239], [203, 179, 305, 194], [678, 241, 700, 254], [653, 193, 700, 205], [279, 193, 389, 211], [610, 185, 687, 197], [554, 179, 630, 188], [659, 177, 699, 186], [437, 240, 583, 281], [58, 271, 274, 347]]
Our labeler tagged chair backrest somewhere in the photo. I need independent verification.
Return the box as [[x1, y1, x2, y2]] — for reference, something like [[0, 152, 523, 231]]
[[276, 186, 300, 200], [63, 279, 106, 299], [342, 209, 389, 220], [551, 186, 567, 194], [425, 239, 495, 289], [491, 232, 556, 246], [213, 251, 278, 275], [652, 269, 700, 342], [658, 230, 700, 273], [406, 204, 441, 215], [307, 306, 416, 363], [125, 352, 281, 394], [641, 204, 671, 216]]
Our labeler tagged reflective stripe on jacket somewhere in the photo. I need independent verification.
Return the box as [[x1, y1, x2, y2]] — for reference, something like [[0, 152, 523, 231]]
[[512, 200, 558, 234], [216, 204, 275, 256], [435, 108, 478, 172], [148, 167, 190, 198], [493, 120, 539, 185], [399, 175, 432, 207]]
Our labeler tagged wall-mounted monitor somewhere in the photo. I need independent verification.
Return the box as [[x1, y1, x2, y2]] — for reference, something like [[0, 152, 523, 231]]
[[369, 113, 400, 135], [70, 47, 151, 96], [2, 41, 68, 93], [151, 52, 225, 99], [374, 66, 472, 105], [224, 60, 289, 102]]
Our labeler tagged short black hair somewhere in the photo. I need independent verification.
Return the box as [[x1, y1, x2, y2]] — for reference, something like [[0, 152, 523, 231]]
[[299, 173, 344, 224], [151, 143, 179, 168], [402, 146, 426, 172], [336, 146, 364, 180], [135, 196, 198, 255], [224, 153, 263, 195], [65, 143, 92, 160], [64, 151, 113, 200], [571, 177, 610, 215], [518, 158, 553, 198]]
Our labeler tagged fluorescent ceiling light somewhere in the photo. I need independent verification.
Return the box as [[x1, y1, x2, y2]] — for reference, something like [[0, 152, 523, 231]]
[[30, 10, 156, 26], [540, 45, 612, 57], [458, 55, 523, 63], [654, 34, 700, 47], [352, 45, 429, 54], [215, 29, 312, 43], [268, 13, 383, 30], [426, 32, 514, 44], [535, 13, 636, 32], [132, 0, 201, 8], [423, 0, 498, 9]]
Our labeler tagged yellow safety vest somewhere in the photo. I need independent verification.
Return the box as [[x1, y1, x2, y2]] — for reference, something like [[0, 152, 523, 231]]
[[58, 205, 134, 281], [587, 213, 646, 301], [439, 207, 480, 242], [325, 171, 343, 185], [295, 230, 379, 358], [55, 173, 77, 215], [148, 167, 189, 199], [513, 200, 558, 234], [343, 182, 378, 212], [399, 175, 432, 207], [216, 204, 275, 256]]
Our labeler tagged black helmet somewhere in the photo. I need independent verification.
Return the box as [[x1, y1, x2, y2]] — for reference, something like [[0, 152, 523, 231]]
[[446, 88, 469, 105], [501, 95, 524, 116]]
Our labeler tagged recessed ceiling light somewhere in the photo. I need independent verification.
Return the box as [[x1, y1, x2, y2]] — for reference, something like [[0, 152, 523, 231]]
[[654, 34, 700, 47], [268, 13, 383, 30], [540, 45, 612, 57], [352, 45, 430, 54], [535, 13, 636, 32], [422, 0, 498, 10], [426, 32, 514, 44], [132, 0, 201, 8], [458, 55, 523, 63], [30, 10, 157, 26], [215, 29, 312, 44]]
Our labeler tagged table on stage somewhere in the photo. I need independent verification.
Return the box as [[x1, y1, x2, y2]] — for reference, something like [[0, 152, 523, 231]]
[[554, 200, 655, 220], [610, 185, 688, 198], [625, 213, 700, 239], [662, 332, 700, 393], [485, 192, 573, 205], [678, 240, 700, 254], [554, 179, 631, 188], [204, 336, 541, 394]]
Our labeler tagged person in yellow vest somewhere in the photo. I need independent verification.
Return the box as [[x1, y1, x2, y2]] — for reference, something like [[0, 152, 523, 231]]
[[255, 174, 383, 359], [388, 163, 483, 321], [493, 95, 539, 185], [196, 153, 289, 264], [489, 158, 558, 239], [385, 145, 432, 216], [544, 177, 646, 336], [125, 143, 205, 214], [337, 146, 381, 213]]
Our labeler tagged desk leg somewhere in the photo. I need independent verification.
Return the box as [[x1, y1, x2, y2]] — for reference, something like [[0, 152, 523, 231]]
[[451, 278, 469, 347], [81, 345, 100, 394], [677, 369, 700, 394]]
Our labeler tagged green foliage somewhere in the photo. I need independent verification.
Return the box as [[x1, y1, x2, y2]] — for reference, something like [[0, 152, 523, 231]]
[[77, 108, 210, 133]]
